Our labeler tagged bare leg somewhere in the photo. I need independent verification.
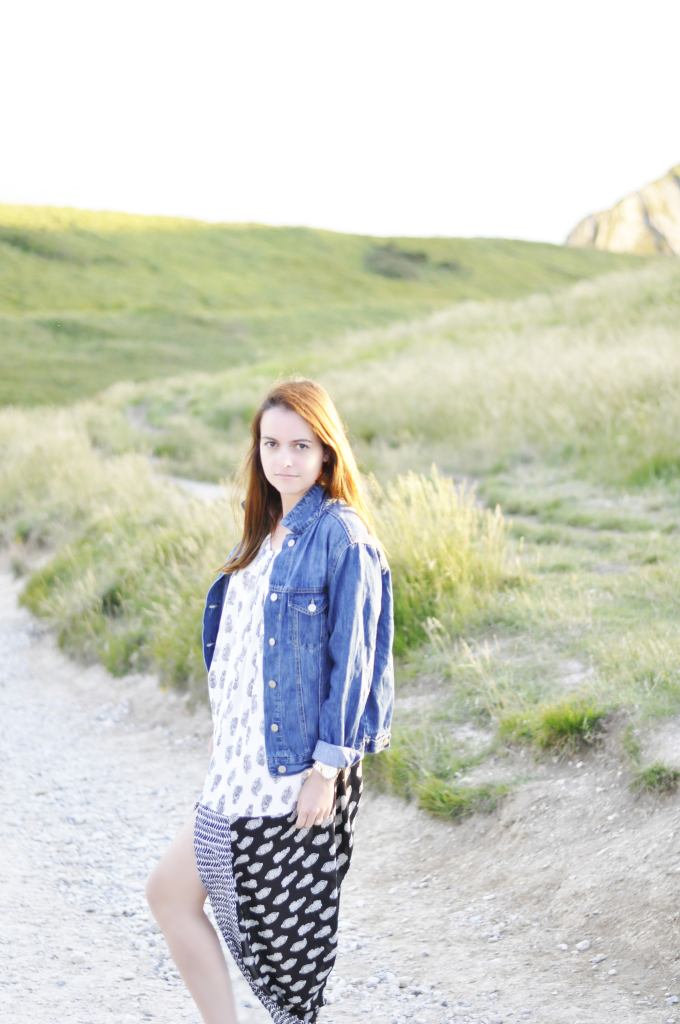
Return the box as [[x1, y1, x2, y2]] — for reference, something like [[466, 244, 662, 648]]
[[146, 810, 239, 1024]]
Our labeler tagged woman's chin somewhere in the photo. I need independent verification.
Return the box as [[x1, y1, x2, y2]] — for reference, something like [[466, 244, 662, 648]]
[[274, 479, 312, 496]]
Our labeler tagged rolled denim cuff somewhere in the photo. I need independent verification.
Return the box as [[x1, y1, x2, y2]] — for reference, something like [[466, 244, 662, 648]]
[[312, 740, 360, 770]]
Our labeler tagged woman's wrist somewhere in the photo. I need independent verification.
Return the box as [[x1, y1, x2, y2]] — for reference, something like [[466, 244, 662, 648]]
[[312, 760, 339, 781]]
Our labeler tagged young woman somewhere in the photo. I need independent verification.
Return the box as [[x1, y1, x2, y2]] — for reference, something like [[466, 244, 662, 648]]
[[146, 379, 394, 1024]]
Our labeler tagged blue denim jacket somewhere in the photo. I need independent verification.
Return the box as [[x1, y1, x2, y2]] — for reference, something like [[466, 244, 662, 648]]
[[202, 483, 394, 776]]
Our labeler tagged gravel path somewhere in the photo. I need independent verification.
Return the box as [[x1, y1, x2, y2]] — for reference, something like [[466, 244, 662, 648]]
[[1, 563, 679, 1024]]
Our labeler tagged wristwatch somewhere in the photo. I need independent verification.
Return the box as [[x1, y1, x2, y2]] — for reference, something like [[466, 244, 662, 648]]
[[313, 761, 339, 781]]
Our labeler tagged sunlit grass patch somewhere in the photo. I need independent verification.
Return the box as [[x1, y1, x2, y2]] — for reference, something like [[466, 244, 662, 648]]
[[2, 201, 637, 406], [631, 762, 680, 795], [498, 697, 607, 752], [416, 778, 509, 820]]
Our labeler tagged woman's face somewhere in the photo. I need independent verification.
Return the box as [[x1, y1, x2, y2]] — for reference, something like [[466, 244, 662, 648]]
[[259, 406, 327, 504]]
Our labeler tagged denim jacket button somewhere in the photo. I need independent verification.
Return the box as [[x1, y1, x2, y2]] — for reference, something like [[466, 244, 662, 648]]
[[287, 538, 295, 547], [270, 593, 278, 601], [278, 765, 287, 773], [268, 680, 277, 688], [268, 638, 276, 646], [271, 723, 279, 733]]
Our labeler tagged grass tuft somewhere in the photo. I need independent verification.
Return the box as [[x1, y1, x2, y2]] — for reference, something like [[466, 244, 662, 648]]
[[621, 724, 642, 765], [416, 778, 509, 820], [363, 727, 508, 822], [631, 762, 680, 795], [499, 697, 607, 752]]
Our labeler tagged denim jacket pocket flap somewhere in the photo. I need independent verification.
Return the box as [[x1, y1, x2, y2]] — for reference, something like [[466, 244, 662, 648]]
[[289, 592, 328, 616]]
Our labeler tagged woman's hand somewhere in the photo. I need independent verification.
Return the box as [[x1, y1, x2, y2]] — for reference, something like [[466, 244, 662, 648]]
[[295, 769, 336, 829]]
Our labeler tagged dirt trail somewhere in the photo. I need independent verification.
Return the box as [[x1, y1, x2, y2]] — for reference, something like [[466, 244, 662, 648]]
[[1, 562, 679, 1024]]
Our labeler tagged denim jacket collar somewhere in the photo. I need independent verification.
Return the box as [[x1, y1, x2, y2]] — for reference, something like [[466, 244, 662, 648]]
[[280, 482, 334, 535]]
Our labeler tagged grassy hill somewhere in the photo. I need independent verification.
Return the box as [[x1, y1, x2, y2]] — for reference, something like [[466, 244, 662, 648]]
[[4, 257, 680, 821], [0, 203, 648, 406], [94, 260, 680, 488]]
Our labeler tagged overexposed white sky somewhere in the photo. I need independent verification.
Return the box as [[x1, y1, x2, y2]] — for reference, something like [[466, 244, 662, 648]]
[[2, 0, 679, 243]]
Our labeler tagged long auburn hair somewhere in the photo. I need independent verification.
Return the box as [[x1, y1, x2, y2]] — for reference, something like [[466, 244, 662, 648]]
[[221, 379, 377, 575]]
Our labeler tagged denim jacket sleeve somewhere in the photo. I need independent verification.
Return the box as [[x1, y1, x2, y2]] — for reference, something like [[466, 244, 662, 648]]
[[312, 538, 387, 769]]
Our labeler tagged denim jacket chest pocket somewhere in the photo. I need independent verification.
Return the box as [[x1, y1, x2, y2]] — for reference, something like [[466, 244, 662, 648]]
[[287, 591, 328, 650]]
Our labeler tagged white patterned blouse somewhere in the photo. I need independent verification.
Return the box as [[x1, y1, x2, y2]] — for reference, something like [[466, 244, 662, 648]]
[[198, 535, 310, 819]]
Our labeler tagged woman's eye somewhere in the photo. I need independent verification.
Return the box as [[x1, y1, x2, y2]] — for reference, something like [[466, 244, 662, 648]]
[[297, 443, 309, 450]]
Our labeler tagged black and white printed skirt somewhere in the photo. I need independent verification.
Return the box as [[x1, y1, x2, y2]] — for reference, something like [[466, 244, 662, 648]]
[[194, 762, 363, 1024]]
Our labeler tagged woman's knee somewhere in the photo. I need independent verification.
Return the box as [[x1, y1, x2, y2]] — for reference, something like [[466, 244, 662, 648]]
[[145, 823, 205, 922], [146, 851, 187, 918], [145, 859, 172, 919]]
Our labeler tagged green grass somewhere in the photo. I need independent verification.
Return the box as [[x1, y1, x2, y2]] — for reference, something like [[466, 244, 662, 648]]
[[416, 779, 509, 820], [498, 697, 608, 752], [4, 244, 680, 823], [20, 501, 236, 689], [90, 259, 680, 488], [0, 405, 236, 689], [3, 404, 507, 690], [0, 203, 648, 406], [381, 464, 680, 803], [621, 724, 642, 765], [362, 723, 508, 821], [631, 763, 680, 794], [373, 470, 512, 652]]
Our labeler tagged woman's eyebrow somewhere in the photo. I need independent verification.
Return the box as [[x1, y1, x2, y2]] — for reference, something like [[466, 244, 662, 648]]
[[261, 435, 315, 443]]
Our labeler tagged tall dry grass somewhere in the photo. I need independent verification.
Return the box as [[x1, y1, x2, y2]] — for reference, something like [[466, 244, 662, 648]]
[[373, 469, 510, 651], [134, 262, 680, 486], [3, 406, 507, 688], [0, 403, 151, 545], [0, 405, 238, 687], [325, 263, 680, 484], [6, 261, 680, 821]]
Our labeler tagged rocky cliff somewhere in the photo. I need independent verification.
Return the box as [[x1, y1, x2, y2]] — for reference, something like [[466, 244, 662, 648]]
[[566, 162, 680, 255]]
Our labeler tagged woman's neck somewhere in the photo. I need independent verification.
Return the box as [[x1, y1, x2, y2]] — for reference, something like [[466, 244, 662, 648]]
[[270, 486, 312, 552], [279, 484, 312, 519]]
